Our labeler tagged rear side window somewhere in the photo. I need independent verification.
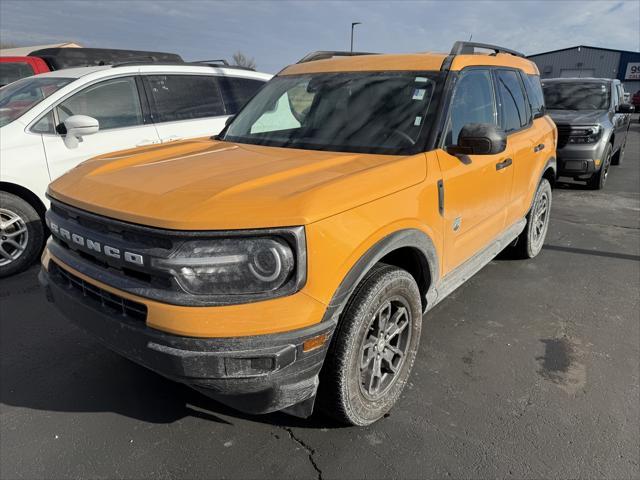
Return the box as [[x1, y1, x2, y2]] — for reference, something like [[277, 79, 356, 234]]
[[523, 74, 545, 119], [56, 76, 143, 130], [144, 75, 226, 123], [446, 69, 496, 145], [218, 77, 266, 113], [495, 70, 530, 132]]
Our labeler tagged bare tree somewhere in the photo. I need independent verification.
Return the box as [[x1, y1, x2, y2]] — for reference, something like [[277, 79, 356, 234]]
[[232, 51, 256, 70]]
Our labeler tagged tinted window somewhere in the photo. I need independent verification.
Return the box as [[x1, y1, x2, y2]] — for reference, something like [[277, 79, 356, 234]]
[[218, 77, 266, 113], [145, 75, 225, 123], [447, 69, 495, 145], [523, 74, 545, 118], [542, 81, 610, 111], [0, 62, 35, 86], [57, 76, 143, 130], [224, 72, 436, 155], [495, 70, 529, 132]]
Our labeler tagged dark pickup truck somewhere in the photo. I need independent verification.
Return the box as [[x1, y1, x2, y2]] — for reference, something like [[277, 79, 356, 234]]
[[542, 78, 634, 189]]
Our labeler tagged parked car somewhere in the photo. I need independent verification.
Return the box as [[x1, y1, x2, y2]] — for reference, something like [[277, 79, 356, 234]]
[[0, 62, 271, 276], [542, 77, 634, 189], [40, 41, 557, 425], [0, 48, 183, 86], [0, 56, 50, 87], [632, 90, 640, 108]]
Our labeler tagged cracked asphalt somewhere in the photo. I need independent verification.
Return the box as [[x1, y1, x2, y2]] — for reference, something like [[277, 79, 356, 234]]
[[1, 119, 639, 479]]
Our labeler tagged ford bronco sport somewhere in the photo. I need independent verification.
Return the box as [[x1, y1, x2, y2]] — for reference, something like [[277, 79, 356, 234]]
[[40, 41, 557, 426]]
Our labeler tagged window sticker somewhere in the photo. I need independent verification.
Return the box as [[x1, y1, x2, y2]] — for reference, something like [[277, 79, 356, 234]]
[[414, 116, 423, 126], [413, 88, 426, 100], [415, 76, 428, 83]]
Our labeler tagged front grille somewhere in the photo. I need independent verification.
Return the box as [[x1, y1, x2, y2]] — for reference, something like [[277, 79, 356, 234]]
[[50, 261, 148, 321]]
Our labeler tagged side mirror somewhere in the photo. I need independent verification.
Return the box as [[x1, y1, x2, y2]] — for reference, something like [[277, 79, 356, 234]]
[[617, 103, 635, 114], [63, 115, 99, 149], [448, 123, 507, 156]]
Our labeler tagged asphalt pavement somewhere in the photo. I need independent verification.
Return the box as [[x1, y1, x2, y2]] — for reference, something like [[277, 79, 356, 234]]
[[1, 120, 639, 479]]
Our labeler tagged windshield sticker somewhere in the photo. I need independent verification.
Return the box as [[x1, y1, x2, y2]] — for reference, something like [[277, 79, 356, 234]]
[[415, 76, 428, 83], [414, 116, 423, 126], [413, 88, 426, 100]]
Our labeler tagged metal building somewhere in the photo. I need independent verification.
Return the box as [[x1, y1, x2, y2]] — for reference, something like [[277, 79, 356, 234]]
[[528, 45, 640, 95]]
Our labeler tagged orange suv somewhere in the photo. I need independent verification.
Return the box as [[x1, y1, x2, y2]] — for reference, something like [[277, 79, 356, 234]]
[[40, 41, 557, 426]]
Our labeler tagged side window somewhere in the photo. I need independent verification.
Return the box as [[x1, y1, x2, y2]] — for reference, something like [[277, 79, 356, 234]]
[[218, 77, 266, 114], [523, 73, 545, 119], [446, 69, 495, 145], [495, 70, 530, 132], [56, 76, 143, 130], [32, 111, 56, 134], [144, 75, 226, 123]]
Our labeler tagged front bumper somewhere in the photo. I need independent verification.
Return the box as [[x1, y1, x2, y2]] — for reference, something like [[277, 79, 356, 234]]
[[40, 261, 336, 417], [556, 138, 607, 178]]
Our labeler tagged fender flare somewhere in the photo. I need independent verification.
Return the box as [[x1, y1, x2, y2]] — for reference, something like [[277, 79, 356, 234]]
[[320, 228, 439, 324]]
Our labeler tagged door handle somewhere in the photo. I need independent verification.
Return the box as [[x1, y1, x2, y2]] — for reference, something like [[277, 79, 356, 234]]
[[496, 158, 513, 171], [534, 143, 545, 152]]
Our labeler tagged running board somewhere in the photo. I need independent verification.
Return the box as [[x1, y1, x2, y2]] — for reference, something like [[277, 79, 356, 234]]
[[427, 218, 527, 311]]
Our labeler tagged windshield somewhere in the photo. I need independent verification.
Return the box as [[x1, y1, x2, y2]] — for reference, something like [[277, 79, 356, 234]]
[[542, 81, 610, 111], [223, 72, 438, 154], [0, 76, 72, 127]]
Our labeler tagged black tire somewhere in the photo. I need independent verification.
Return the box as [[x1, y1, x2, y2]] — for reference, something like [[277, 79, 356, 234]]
[[0, 192, 45, 278], [587, 143, 612, 190], [317, 264, 422, 426], [510, 178, 552, 259]]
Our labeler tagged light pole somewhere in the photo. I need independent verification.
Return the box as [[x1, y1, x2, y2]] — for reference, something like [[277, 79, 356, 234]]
[[350, 22, 361, 53]]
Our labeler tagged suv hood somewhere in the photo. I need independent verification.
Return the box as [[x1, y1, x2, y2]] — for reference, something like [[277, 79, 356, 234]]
[[49, 138, 426, 230], [547, 109, 607, 126]]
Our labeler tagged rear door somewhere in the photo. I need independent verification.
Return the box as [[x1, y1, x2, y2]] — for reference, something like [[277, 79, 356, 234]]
[[436, 68, 513, 273], [493, 69, 536, 225], [41, 75, 161, 180], [142, 74, 229, 142]]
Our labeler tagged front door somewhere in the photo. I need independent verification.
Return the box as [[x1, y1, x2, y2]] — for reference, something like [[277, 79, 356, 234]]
[[437, 68, 513, 274], [42, 76, 161, 180]]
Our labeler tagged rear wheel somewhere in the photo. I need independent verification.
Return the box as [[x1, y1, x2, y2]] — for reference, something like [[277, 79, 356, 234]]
[[0, 192, 44, 278], [587, 144, 612, 190], [318, 264, 422, 426], [510, 178, 552, 259]]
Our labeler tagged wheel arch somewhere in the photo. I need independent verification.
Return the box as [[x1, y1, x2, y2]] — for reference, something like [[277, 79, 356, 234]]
[[321, 229, 439, 324], [0, 182, 47, 222]]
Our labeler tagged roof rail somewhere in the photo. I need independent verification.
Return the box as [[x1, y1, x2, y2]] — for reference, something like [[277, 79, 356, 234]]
[[297, 50, 379, 64], [192, 59, 229, 66], [111, 60, 254, 71], [450, 41, 525, 58]]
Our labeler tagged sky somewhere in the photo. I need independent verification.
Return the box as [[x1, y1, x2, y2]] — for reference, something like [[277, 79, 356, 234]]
[[1, 0, 639, 73]]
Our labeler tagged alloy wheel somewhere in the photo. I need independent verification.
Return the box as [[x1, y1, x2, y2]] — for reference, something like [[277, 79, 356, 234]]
[[0, 209, 29, 267], [359, 297, 412, 400], [532, 192, 549, 246]]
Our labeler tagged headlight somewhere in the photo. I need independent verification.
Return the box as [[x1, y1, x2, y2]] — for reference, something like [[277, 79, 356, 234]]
[[567, 125, 601, 144], [152, 228, 305, 299]]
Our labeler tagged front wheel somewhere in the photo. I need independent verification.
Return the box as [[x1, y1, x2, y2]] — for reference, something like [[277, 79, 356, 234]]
[[587, 144, 612, 189], [0, 192, 45, 278], [510, 178, 552, 259], [318, 264, 422, 426]]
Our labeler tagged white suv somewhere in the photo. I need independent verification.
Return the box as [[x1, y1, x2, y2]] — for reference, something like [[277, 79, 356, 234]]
[[0, 62, 271, 276]]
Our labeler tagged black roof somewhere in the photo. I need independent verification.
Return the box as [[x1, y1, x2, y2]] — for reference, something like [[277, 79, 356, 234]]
[[29, 47, 183, 70], [528, 45, 640, 58]]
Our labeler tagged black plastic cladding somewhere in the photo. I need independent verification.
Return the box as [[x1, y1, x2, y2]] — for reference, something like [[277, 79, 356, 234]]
[[46, 197, 307, 307]]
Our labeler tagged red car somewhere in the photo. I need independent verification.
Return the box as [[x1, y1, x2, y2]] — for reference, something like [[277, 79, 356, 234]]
[[0, 56, 50, 87], [632, 90, 640, 108]]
